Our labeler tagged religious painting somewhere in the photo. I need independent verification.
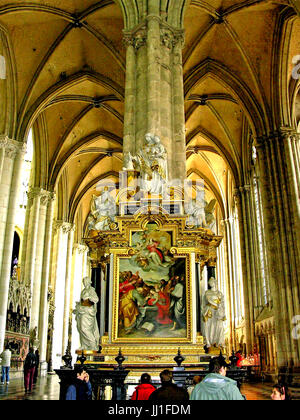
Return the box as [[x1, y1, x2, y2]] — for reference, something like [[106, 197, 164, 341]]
[[112, 223, 192, 343]]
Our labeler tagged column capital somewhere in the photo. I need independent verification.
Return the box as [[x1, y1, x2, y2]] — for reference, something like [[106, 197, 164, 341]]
[[256, 129, 300, 148], [73, 243, 89, 254], [123, 25, 147, 49], [40, 190, 56, 206], [0, 137, 26, 159], [53, 220, 75, 235]]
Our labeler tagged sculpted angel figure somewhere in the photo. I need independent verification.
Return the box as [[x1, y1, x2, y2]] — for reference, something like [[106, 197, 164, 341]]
[[87, 187, 117, 231], [123, 133, 168, 195]]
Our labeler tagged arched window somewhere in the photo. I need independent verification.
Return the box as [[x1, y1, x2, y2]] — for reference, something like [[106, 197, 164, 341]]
[[252, 146, 270, 306]]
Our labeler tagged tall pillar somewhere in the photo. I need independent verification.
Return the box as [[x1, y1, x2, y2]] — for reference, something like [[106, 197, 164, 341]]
[[23, 187, 41, 288], [38, 192, 55, 375], [30, 190, 54, 332], [50, 221, 71, 369], [234, 187, 255, 355], [256, 129, 300, 371], [70, 243, 88, 361], [123, 14, 186, 181], [61, 224, 75, 356], [0, 138, 26, 351]]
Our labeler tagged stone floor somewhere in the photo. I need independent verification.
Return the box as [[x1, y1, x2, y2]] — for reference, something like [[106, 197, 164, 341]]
[[0, 375, 299, 400]]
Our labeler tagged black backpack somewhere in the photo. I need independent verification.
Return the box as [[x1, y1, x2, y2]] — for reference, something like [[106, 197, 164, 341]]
[[25, 353, 36, 369]]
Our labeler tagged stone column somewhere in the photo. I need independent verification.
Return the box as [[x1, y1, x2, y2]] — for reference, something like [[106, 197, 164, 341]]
[[70, 243, 87, 360], [30, 190, 54, 332], [122, 15, 186, 181], [50, 221, 71, 370], [61, 224, 75, 356], [256, 129, 300, 371], [23, 187, 41, 288], [234, 187, 255, 354], [0, 138, 26, 351], [223, 218, 237, 351], [38, 192, 55, 375]]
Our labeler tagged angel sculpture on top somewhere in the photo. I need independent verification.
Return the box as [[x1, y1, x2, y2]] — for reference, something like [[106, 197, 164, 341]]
[[123, 133, 168, 195], [87, 187, 117, 231], [185, 198, 217, 233]]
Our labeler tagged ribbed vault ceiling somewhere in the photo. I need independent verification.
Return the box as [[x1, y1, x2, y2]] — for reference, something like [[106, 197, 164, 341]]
[[0, 0, 299, 232]]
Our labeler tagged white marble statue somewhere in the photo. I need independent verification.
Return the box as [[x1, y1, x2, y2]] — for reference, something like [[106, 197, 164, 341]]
[[73, 277, 100, 351], [87, 187, 117, 231], [185, 198, 217, 232], [185, 198, 206, 227], [123, 133, 168, 195], [201, 277, 226, 351]]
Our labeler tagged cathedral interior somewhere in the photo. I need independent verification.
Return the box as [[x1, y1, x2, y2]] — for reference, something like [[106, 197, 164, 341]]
[[0, 0, 299, 401]]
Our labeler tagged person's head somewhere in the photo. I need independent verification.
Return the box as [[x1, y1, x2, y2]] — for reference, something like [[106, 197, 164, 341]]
[[76, 367, 88, 381], [271, 383, 291, 400], [5, 345, 10, 351], [140, 373, 152, 384], [208, 277, 217, 289], [160, 369, 173, 384], [83, 277, 92, 288], [29, 347, 34, 354], [209, 357, 228, 377]]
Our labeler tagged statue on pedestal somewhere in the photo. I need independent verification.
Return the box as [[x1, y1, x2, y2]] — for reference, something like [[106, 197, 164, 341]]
[[185, 198, 217, 232], [123, 133, 168, 195], [201, 277, 226, 353], [73, 277, 100, 351], [87, 187, 117, 231]]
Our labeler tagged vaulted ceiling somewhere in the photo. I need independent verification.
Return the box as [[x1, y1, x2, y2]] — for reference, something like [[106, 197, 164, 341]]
[[0, 0, 299, 237]]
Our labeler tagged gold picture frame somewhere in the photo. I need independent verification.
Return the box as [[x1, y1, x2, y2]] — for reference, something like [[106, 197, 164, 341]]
[[111, 239, 193, 344]]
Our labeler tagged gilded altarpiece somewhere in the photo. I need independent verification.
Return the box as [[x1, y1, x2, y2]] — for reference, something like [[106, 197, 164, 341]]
[[86, 210, 222, 365]]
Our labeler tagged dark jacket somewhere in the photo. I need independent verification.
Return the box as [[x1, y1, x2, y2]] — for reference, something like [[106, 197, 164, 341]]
[[24, 352, 37, 370], [131, 383, 156, 400], [148, 382, 189, 402], [65, 379, 93, 401]]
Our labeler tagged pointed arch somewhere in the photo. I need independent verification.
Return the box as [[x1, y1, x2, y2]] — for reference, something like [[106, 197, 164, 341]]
[[0, 23, 17, 137], [17, 71, 125, 141], [184, 58, 268, 137]]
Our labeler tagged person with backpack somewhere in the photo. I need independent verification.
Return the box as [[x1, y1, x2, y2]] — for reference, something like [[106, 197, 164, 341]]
[[131, 373, 156, 400], [0, 345, 12, 385], [23, 347, 37, 392]]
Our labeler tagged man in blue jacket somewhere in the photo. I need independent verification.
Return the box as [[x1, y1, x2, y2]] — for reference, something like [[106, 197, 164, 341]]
[[190, 357, 245, 400]]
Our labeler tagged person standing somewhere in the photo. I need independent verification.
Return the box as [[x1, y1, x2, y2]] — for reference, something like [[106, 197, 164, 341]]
[[23, 348, 37, 392], [0, 345, 12, 385], [190, 357, 245, 400], [131, 373, 156, 400], [148, 370, 189, 402], [33, 349, 40, 383]]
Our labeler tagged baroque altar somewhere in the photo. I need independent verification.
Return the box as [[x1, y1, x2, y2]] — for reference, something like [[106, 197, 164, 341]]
[[83, 134, 223, 366]]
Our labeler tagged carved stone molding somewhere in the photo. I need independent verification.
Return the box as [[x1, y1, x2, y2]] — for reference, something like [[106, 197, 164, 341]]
[[53, 220, 75, 235], [73, 243, 88, 255], [123, 19, 184, 51], [123, 26, 147, 50], [0, 137, 27, 160]]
